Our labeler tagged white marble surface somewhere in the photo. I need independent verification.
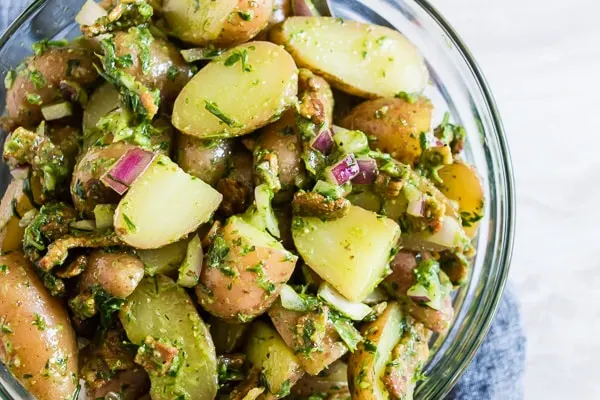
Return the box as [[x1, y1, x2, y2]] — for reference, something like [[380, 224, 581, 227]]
[[430, 0, 600, 398]]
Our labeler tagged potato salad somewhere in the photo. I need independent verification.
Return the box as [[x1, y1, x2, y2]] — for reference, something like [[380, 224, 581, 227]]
[[0, 0, 484, 399]]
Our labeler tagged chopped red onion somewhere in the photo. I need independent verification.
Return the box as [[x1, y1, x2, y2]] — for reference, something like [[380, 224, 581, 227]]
[[352, 158, 378, 184], [310, 127, 334, 155], [407, 196, 424, 217], [10, 166, 30, 180], [328, 154, 360, 185], [407, 284, 431, 303], [101, 147, 156, 195]]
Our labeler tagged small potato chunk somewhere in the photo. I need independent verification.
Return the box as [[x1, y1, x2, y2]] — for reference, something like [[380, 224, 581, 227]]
[[340, 97, 433, 165], [269, 302, 347, 375], [245, 321, 304, 396], [6, 45, 99, 128], [292, 205, 400, 302], [0, 179, 35, 251], [114, 154, 222, 249], [347, 302, 404, 400], [270, 17, 428, 99], [0, 252, 78, 400], [176, 135, 234, 186], [83, 82, 121, 133], [137, 238, 190, 276], [120, 275, 218, 400], [197, 217, 297, 322], [78, 250, 145, 298], [437, 162, 485, 237], [163, 0, 273, 46], [172, 42, 298, 139]]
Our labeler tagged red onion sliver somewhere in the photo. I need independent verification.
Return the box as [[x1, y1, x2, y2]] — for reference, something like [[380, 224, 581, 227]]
[[352, 158, 379, 184], [101, 147, 156, 195], [328, 154, 360, 185], [407, 284, 431, 303], [407, 196, 424, 217], [310, 127, 334, 155]]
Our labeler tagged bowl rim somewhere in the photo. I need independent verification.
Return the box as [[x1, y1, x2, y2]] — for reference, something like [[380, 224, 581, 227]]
[[0, 0, 516, 398]]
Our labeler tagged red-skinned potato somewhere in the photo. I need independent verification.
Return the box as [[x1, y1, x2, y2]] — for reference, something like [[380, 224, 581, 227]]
[[217, 0, 275, 46], [196, 216, 297, 323], [77, 250, 145, 298], [0, 252, 78, 400], [340, 97, 433, 165], [176, 135, 234, 186]]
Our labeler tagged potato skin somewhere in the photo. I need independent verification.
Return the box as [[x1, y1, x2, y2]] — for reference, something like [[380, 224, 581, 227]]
[[217, 0, 275, 46], [6, 46, 99, 128], [113, 30, 193, 105], [78, 250, 145, 298], [340, 97, 433, 165], [0, 252, 78, 400], [176, 135, 234, 186], [70, 142, 137, 218], [197, 219, 297, 322]]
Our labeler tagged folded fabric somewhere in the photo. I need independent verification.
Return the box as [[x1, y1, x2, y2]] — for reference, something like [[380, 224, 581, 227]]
[[0, 2, 526, 399]]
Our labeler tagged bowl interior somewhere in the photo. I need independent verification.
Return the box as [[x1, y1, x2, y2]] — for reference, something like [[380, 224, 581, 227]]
[[0, 0, 515, 398]]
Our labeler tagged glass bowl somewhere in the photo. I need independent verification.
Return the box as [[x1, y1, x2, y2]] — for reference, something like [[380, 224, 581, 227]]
[[0, 0, 515, 398]]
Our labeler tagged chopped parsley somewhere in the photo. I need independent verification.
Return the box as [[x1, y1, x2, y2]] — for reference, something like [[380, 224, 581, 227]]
[[31, 38, 67, 56], [167, 66, 179, 81], [246, 262, 276, 294], [0, 264, 8, 274], [276, 379, 291, 398], [32, 313, 46, 331], [395, 91, 419, 104], [0, 319, 13, 334], [4, 70, 16, 90], [26, 93, 42, 105], [461, 211, 483, 227], [223, 49, 253, 72], [238, 10, 254, 21], [204, 100, 241, 128], [29, 70, 46, 89], [122, 213, 137, 232]]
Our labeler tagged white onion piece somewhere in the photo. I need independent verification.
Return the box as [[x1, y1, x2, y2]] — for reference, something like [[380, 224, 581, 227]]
[[406, 196, 424, 217], [280, 284, 310, 312], [407, 284, 431, 303], [425, 216, 467, 249], [75, 0, 107, 26], [318, 282, 372, 321]]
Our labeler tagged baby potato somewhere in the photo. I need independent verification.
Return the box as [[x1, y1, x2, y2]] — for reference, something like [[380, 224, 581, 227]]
[[176, 135, 234, 186], [255, 111, 304, 191], [217, 0, 275, 46], [270, 17, 428, 99], [163, 0, 273, 46], [0, 179, 35, 252], [197, 216, 297, 322], [77, 250, 145, 298], [6, 45, 99, 128], [0, 252, 78, 400], [437, 162, 485, 237], [113, 29, 193, 104], [172, 41, 298, 139], [71, 142, 137, 218], [340, 97, 433, 165]]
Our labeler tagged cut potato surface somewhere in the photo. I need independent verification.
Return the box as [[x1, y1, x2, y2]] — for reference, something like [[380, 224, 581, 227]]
[[114, 154, 222, 249], [437, 162, 485, 237], [292, 205, 400, 301], [270, 17, 428, 98], [0, 179, 35, 252], [172, 41, 298, 139], [120, 275, 218, 400]]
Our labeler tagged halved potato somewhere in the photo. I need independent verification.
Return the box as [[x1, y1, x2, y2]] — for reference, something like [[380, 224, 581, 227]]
[[245, 321, 304, 396], [292, 205, 400, 301], [172, 41, 298, 139], [114, 154, 222, 249], [270, 17, 428, 98], [0, 179, 35, 252], [347, 302, 404, 400], [437, 162, 485, 237], [0, 252, 78, 400], [340, 97, 433, 165], [120, 275, 218, 400]]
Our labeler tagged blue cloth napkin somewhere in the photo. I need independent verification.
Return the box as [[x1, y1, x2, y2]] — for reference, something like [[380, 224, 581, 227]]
[[0, 2, 526, 399]]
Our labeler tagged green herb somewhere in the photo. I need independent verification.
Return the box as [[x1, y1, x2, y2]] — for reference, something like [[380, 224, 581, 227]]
[[66, 59, 80, 77], [73, 180, 87, 201], [204, 100, 241, 128], [29, 70, 46, 89], [22, 374, 33, 379], [419, 132, 429, 152], [0, 320, 12, 334], [134, 27, 154, 75], [193, 0, 200, 12], [116, 54, 133, 68], [0, 264, 8, 274], [330, 312, 363, 352], [32, 38, 67, 56], [166, 66, 179, 82], [92, 286, 126, 331], [376, 36, 389, 46], [32, 313, 46, 331], [395, 91, 418, 104], [363, 339, 377, 353], [122, 213, 137, 232], [246, 262, 276, 294], [238, 10, 254, 21], [224, 49, 253, 72], [460, 211, 483, 227], [277, 379, 292, 398], [26, 93, 42, 105], [4, 70, 16, 90]]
